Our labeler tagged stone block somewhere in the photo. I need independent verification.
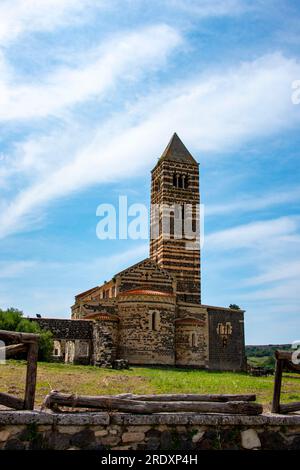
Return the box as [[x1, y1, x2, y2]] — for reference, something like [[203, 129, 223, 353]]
[[122, 432, 145, 443], [100, 435, 121, 447], [192, 430, 205, 443], [7, 425, 26, 436], [70, 429, 95, 449], [160, 430, 173, 449], [127, 426, 151, 433], [241, 429, 261, 450], [95, 430, 108, 437], [259, 430, 287, 450], [57, 426, 83, 434], [0, 430, 10, 442]]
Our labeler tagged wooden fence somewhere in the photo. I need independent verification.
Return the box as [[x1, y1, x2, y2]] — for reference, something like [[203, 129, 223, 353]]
[[0, 329, 39, 410], [272, 350, 300, 414]]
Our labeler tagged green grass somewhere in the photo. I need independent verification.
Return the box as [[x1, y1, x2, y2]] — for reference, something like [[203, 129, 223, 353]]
[[1, 360, 299, 411]]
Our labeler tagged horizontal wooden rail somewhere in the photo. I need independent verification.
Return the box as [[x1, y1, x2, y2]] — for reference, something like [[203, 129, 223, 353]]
[[0, 392, 24, 410], [0, 330, 39, 343], [279, 402, 300, 414], [0, 343, 28, 358], [116, 393, 257, 402], [43, 391, 263, 415]]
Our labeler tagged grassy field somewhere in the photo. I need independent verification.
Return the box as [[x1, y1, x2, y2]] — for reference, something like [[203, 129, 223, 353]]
[[1, 360, 299, 411]]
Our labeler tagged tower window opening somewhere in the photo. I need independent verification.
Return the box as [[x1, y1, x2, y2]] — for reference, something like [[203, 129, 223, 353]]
[[173, 173, 187, 189]]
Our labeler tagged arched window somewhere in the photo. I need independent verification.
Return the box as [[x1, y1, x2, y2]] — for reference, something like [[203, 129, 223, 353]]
[[191, 333, 197, 348], [150, 310, 160, 331], [173, 173, 188, 189]]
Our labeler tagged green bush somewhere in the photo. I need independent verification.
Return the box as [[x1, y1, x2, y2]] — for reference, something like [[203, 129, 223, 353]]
[[0, 308, 53, 361]]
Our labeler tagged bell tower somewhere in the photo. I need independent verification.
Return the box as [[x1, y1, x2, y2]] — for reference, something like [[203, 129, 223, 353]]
[[150, 133, 201, 304]]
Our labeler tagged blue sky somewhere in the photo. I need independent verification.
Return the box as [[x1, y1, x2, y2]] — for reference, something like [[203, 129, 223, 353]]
[[0, 0, 300, 344]]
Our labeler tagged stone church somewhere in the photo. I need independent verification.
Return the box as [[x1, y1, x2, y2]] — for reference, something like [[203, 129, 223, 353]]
[[35, 134, 246, 371]]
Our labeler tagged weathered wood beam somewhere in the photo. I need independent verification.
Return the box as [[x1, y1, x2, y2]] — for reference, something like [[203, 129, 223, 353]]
[[0, 392, 24, 410], [0, 343, 28, 358], [275, 350, 294, 361], [0, 329, 39, 343], [116, 393, 256, 402], [43, 392, 263, 415], [279, 402, 300, 414], [272, 356, 283, 414], [24, 341, 38, 410]]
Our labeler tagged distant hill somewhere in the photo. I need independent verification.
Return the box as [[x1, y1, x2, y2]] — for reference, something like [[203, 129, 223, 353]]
[[246, 344, 291, 358]]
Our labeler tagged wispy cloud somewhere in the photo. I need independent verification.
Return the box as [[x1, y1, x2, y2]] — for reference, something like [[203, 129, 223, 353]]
[[1, 52, 300, 239], [0, 260, 37, 279], [205, 216, 299, 250], [243, 260, 300, 286], [0, 24, 181, 121], [204, 213, 300, 343], [0, 244, 148, 316], [0, 0, 100, 45], [206, 188, 300, 216]]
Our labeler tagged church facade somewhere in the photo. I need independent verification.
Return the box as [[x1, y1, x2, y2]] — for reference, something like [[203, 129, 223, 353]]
[[35, 134, 246, 371]]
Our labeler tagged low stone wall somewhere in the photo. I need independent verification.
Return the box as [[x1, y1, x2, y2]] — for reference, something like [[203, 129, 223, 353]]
[[0, 412, 300, 450]]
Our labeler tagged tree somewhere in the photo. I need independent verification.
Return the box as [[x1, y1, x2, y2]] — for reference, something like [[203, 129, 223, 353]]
[[0, 308, 53, 361], [229, 304, 241, 310]]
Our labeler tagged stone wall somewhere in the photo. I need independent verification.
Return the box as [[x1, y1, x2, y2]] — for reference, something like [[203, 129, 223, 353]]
[[208, 308, 246, 371], [32, 318, 93, 340], [32, 318, 93, 364], [0, 411, 300, 450], [175, 303, 208, 367], [92, 319, 119, 367], [118, 292, 176, 365]]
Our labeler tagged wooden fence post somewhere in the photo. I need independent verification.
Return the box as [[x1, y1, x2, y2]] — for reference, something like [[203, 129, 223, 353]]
[[24, 341, 39, 410], [272, 355, 283, 413]]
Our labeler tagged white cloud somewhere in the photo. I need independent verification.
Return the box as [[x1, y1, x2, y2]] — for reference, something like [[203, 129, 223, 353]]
[[1, 52, 300, 239], [239, 279, 300, 302], [0, 24, 181, 121], [0, 260, 37, 278], [205, 216, 300, 251], [244, 260, 300, 286], [206, 188, 300, 216], [203, 212, 300, 343], [0, 0, 99, 45], [0, 244, 148, 316]]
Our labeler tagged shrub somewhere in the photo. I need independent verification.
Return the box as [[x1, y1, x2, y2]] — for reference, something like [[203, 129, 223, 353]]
[[0, 308, 53, 361]]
